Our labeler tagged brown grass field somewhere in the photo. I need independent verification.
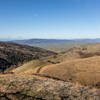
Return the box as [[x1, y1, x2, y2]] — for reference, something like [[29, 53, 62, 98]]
[[39, 56, 100, 88], [11, 43, 100, 89], [5, 43, 100, 89], [1, 42, 100, 99]]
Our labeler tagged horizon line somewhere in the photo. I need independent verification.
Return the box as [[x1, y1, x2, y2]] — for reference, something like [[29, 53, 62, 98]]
[[1, 38, 100, 41]]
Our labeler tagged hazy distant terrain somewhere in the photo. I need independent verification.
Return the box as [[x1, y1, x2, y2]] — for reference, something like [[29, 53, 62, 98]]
[[12, 38, 100, 44], [12, 38, 100, 52]]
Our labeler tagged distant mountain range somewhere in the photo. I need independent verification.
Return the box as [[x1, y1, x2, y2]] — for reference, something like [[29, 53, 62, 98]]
[[10, 38, 100, 52], [12, 39, 72, 45], [12, 38, 100, 45]]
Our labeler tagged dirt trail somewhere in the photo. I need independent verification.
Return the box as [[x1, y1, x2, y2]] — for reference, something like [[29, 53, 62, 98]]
[[0, 73, 66, 82]]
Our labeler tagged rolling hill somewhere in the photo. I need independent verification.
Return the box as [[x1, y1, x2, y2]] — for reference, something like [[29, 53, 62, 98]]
[[1, 41, 100, 99], [12, 43, 100, 75], [10, 43, 100, 88], [0, 42, 57, 73], [34, 43, 100, 88], [39, 56, 100, 88]]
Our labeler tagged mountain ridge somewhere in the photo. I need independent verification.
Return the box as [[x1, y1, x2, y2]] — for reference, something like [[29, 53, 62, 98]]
[[12, 38, 100, 44]]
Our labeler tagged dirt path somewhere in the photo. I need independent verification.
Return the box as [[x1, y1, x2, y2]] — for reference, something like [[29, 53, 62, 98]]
[[0, 73, 66, 82]]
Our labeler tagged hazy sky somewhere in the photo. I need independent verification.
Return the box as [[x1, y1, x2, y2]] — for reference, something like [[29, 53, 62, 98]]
[[0, 0, 100, 40]]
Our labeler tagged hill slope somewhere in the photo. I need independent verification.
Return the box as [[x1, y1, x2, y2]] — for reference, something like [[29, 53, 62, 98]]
[[12, 43, 100, 74], [0, 42, 100, 99], [46, 43, 100, 63], [0, 75, 99, 100], [39, 56, 100, 88], [0, 42, 57, 73]]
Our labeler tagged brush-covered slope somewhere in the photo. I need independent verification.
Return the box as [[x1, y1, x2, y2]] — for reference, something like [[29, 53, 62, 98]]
[[40, 56, 100, 88], [0, 42, 57, 73], [0, 75, 99, 100]]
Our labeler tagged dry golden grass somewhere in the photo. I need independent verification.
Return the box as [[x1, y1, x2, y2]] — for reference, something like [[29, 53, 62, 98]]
[[12, 60, 45, 74], [12, 58, 53, 74], [40, 43, 100, 65], [9, 43, 100, 88], [40, 56, 100, 88]]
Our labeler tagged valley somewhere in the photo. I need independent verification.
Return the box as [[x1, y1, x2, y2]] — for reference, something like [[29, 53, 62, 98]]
[[0, 42, 100, 99]]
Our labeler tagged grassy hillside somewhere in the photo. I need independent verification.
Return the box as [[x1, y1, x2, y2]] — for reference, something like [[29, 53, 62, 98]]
[[40, 56, 100, 88], [12, 60, 46, 74], [48, 43, 100, 62], [0, 42, 100, 99], [12, 43, 100, 75]]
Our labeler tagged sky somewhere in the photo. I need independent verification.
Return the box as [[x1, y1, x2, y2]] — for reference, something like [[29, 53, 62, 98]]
[[0, 0, 100, 40]]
